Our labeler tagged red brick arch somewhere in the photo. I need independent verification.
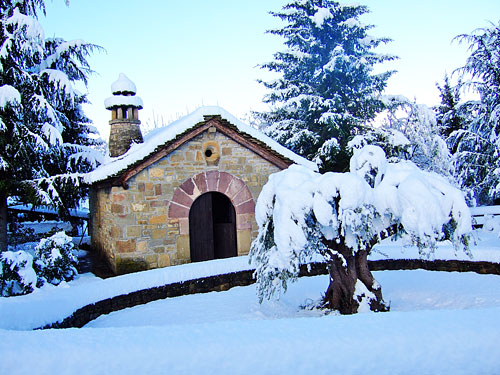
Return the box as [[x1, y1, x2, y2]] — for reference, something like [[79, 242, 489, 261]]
[[168, 171, 255, 232]]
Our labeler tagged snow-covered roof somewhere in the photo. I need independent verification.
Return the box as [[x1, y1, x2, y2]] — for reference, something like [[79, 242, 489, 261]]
[[84, 106, 318, 184], [111, 73, 137, 95]]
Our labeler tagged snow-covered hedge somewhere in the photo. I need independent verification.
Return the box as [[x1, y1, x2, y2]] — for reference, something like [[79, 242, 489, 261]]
[[1, 232, 78, 297]]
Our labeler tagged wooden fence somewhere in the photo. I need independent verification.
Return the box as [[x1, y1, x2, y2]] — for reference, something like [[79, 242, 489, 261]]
[[470, 205, 500, 229]]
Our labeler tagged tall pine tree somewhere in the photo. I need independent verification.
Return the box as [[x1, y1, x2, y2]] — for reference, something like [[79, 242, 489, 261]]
[[448, 21, 500, 205], [256, 0, 395, 172], [0, 0, 103, 250]]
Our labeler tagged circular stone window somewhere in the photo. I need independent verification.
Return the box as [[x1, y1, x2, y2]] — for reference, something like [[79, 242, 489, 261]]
[[202, 141, 220, 165]]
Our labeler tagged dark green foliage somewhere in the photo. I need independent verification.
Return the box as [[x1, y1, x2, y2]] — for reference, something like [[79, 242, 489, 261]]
[[435, 74, 467, 141], [256, 0, 395, 172]]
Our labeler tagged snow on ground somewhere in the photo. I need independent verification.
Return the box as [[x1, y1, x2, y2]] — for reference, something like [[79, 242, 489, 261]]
[[1, 270, 500, 374], [369, 230, 500, 263], [0, 256, 253, 331], [85, 270, 500, 329], [1, 231, 499, 331], [1, 230, 499, 374]]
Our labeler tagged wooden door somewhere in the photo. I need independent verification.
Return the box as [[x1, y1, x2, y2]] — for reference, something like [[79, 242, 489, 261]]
[[189, 193, 214, 262], [212, 193, 237, 259], [189, 192, 237, 262]]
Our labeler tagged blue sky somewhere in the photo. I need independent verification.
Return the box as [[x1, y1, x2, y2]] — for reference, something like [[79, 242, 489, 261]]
[[41, 0, 500, 138]]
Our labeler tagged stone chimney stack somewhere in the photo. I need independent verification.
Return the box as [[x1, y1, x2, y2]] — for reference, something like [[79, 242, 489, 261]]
[[104, 73, 144, 157]]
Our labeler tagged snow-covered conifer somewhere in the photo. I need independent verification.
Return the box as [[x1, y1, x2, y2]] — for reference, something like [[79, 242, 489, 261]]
[[250, 145, 471, 314], [436, 74, 467, 140], [0, 0, 103, 249], [448, 21, 500, 204], [256, 0, 395, 172]]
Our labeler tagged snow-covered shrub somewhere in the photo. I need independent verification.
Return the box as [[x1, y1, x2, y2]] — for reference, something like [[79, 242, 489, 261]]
[[250, 145, 471, 314], [34, 231, 78, 286], [0, 231, 79, 297], [0, 251, 37, 297]]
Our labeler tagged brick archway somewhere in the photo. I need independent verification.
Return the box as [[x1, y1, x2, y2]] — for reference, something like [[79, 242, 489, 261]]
[[168, 171, 255, 260]]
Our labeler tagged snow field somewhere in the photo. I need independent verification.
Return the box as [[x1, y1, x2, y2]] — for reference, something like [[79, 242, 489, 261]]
[[1, 231, 499, 374], [1, 270, 500, 374], [85, 270, 500, 328], [1, 232, 499, 331]]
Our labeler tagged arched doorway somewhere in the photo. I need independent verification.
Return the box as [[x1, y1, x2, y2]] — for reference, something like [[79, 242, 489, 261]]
[[189, 192, 237, 262]]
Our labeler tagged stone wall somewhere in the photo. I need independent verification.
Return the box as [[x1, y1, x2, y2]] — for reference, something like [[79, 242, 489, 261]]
[[90, 127, 282, 274]]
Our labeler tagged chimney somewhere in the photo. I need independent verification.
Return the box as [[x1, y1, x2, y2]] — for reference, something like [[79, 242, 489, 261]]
[[104, 73, 144, 157]]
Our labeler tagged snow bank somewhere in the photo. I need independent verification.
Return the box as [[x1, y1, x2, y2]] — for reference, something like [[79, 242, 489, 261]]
[[1, 270, 500, 374], [2, 307, 499, 375], [1, 231, 499, 331], [0, 256, 253, 330]]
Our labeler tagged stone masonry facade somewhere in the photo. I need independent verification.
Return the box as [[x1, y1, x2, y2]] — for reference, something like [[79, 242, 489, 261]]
[[89, 127, 282, 274]]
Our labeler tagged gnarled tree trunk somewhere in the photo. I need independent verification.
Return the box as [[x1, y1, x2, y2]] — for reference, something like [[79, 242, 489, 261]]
[[322, 239, 389, 314]]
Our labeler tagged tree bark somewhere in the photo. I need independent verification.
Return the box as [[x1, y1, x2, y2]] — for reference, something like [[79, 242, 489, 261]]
[[322, 239, 389, 314], [0, 191, 8, 252]]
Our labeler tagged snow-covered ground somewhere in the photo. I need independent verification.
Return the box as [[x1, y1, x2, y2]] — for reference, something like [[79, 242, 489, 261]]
[[1, 230, 500, 374]]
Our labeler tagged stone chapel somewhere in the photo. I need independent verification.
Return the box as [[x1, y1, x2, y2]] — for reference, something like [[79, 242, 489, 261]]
[[86, 74, 316, 275]]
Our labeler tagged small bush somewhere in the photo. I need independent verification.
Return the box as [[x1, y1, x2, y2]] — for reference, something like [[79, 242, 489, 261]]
[[34, 231, 78, 287], [0, 251, 37, 297], [1, 231, 79, 297]]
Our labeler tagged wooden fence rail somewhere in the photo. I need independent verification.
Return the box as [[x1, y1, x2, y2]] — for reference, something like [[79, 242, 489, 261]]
[[470, 205, 500, 228]]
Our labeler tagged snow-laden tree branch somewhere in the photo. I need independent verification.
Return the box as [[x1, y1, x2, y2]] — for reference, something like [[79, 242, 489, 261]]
[[448, 21, 500, 204], [0, 0, 104, 250], [250, 145, 471, 314]]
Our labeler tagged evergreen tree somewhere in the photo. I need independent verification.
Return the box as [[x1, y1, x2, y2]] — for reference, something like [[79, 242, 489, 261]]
[[256, 0, 395, 172], [449, 21, 500, 205], [0, 0, 103, 250], [435, 73, 466, 140]]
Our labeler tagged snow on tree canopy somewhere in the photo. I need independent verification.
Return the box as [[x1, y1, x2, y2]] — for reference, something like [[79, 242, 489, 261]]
[[0, 0, 103, 251], [0, 85, 21, 108], [111, 73, 137, 95], [255, 0, 396, 173], [252, 145, 472, 290], [310, 7, 332, 26]]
